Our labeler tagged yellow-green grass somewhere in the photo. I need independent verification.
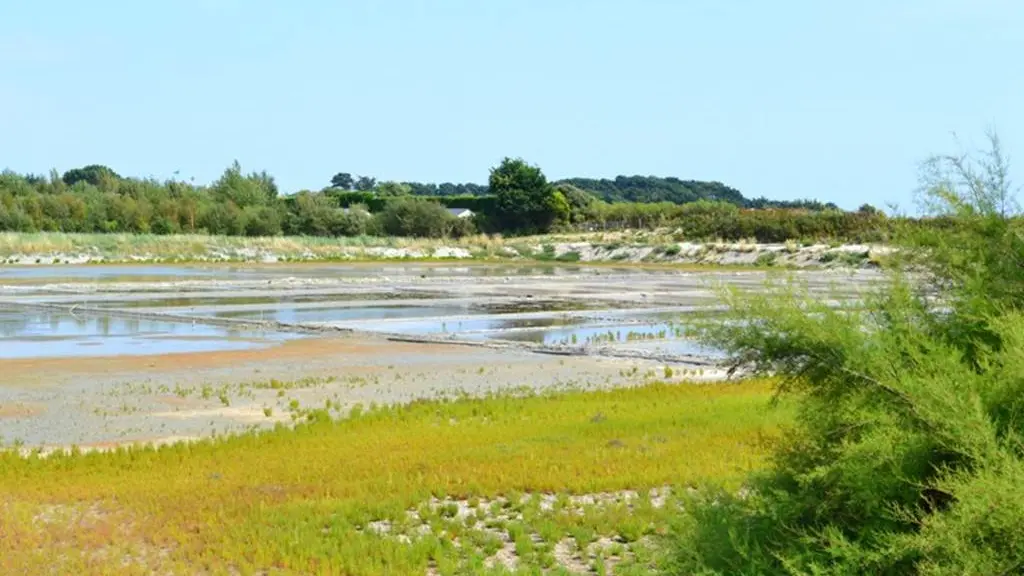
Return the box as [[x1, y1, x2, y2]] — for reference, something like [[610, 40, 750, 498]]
[[0, 379, 789, 575]]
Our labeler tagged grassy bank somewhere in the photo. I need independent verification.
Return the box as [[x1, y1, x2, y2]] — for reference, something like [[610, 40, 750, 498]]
[[0, 231, 496, 262], [0, 231, 883, 268], [0, 379, 787, 575]]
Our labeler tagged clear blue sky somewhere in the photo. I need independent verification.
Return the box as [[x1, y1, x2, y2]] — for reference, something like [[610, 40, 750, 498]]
[[1, 1, 1020, 210]]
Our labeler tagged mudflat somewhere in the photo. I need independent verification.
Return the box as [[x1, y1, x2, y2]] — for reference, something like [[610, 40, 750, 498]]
[[0, 262, 878, 449]]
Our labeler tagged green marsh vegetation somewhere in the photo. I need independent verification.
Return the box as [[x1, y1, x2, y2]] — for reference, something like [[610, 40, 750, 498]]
[[0, 380, 787, 574], [672, 134, 1024, 574]]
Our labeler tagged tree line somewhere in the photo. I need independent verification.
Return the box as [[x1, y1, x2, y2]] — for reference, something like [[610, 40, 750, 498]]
[[330, 170, 838, 210], [1, 159, 889, 242]]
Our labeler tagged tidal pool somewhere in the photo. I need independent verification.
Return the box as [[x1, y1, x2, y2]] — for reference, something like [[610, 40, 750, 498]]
[[199, 304, 479, 324], [0, 264, 248, 283], [0, 308, 298, 359], [358, 315, 587, 335], [89, 291, 445, 309]]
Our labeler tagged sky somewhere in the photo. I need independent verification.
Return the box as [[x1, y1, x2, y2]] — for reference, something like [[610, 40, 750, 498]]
[[1, 1, 1021, 211]]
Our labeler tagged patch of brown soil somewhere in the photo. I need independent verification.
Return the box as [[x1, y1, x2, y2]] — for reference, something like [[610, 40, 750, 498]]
[[0, 403, 44, 418], [0, 336, 476, 386], [154, 395, 196, 408]]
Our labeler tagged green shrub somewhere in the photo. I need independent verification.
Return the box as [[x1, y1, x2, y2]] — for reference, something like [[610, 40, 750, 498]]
[[675, 134, 1024, 575], [753, 251, 777, 266], [532, 244, 558, 261], [374, 198, 468, 238]]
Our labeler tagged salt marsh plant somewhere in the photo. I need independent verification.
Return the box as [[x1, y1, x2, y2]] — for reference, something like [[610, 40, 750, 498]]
[[0, 380, 786, 574], [673, 134, 1024, 574]]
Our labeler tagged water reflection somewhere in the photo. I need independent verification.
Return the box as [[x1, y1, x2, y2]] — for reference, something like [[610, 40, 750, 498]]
[[0, 308, 297, 359]]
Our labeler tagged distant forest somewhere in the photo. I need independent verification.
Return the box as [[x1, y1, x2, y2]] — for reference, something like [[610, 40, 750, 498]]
[[335, 171, 837, 211], [554, 176, 836, 210], [0, 162, 883, 241]]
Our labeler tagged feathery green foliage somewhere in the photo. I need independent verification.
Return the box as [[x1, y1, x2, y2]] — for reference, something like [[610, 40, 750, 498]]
[[673, 133, 1024, 574]]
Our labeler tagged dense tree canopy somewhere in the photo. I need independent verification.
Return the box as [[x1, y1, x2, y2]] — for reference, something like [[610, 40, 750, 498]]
[[401, 182, 489, 197], [0, 158, 895, 241], [374, 181, 412, 198], [560, 175, 746, 205], [327, 165, 846, 212], [489, 157, 568, 233], [329, 172, 354, 190], [353, 176, 377, 192], [61, 164, 121, 188]]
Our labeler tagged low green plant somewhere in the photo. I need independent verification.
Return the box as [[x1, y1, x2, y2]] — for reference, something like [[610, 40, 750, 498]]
[[754, 251, 777, 266], [0, 379, 785, 574], [555, 250, 581, 262]]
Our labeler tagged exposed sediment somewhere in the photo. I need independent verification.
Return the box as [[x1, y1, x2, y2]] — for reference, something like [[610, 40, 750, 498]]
[[0, 262, 882, 449]]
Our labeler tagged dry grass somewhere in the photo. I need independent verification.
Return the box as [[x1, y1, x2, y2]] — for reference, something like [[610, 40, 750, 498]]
[[0, 379, 788, 575], [0, 231, 689, 263]]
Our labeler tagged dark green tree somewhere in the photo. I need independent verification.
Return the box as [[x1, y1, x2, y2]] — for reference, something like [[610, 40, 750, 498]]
[[489, 157, 567, 233], [554, 183, 598, 224], [211, 161, 278, 209], [61, 165, 121, 190], [374, 181, 412, 197], [354, 175, 377, 192], [329, 172, 354, 190]]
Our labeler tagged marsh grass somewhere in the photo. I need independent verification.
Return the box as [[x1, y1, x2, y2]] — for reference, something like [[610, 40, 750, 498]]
[[0, 231, 646, 262], [0, 379, 786, 575], [0, 230, 840, 268]]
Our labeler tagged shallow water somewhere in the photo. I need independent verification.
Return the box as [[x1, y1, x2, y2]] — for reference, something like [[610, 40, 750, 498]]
[[477, 322, 684, 345], [0, 308, 298, 359], [358, 315, 587, 335], [202, 304, 477, 323], [0, 262, 767, 360], [0, 262, 688, 285], [474, 322, 723, 357], [91, 292, 444, 309], [0, 264, 248, 282]]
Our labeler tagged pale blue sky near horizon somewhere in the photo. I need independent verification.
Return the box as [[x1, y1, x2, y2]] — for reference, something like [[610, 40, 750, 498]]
[[1, 1, 1021, 211]]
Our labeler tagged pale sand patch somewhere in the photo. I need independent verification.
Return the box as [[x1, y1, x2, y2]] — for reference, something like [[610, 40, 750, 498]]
[[151, 405, 290, 423], [18, 435, 203, 458]]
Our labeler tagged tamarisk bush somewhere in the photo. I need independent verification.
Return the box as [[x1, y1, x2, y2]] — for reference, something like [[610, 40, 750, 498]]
[[674, 134, 1024, 575]]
